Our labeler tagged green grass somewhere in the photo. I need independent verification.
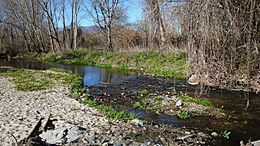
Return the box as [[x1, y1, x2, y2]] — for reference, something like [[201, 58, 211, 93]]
[[138, 89, 149, 97], [82, 98, 135, 121], [133, 101, 142, 108], [180, 95, 212, 107], [30, 49, 187, 79], [155, 96, 164, 105], [133, 94, 164, 111], [0, 68, 82, 92], [0, 69, 52, 91], [177, 110, 191, 120]]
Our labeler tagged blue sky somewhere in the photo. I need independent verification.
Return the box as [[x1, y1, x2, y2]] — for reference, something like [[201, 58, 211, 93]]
[[78, 0, 143, 26], [125, 0, 143, 23]]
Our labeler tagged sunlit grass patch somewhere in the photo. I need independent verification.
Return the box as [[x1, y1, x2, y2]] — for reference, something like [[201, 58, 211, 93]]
[[82, 98, 135, 121], [177, 109, 191, 120], [0, 68, 81, 91], [180, 95, 212, 107]]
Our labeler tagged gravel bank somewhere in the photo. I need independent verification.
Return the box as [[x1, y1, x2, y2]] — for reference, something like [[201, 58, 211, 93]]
[[0, 77, 140, 145]]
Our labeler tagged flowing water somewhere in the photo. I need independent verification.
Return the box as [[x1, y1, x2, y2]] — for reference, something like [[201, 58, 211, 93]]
[[1, 59, 259, 145]]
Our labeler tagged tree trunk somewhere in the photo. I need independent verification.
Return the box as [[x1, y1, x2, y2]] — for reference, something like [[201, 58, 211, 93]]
[[71, 0, 77, 50], [62, 0, 68, 50], [107, 25, 113, 51]]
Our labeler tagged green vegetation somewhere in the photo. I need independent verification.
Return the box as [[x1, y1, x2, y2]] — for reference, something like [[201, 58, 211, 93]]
[[82, 98, 135, 121], [180, 95, 212, 107], [133, 91, 165, 111], [133, 100, 150, 109], [0, 68, 81, 91], [222, 130, 231, 139], [154, 96, 164, 105], [138, 89, 149, 97], [177, 110, 191, 120], [29, 49, 187, 79], [133, 101, 142, 108]]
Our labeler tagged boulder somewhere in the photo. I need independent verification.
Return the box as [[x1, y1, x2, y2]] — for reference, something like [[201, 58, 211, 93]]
[[252, 140, 260, 146], [39, 125, 85, 144]]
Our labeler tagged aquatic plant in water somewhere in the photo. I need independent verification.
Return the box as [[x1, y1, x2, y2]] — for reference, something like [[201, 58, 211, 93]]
[[177, 110, 191, 120]]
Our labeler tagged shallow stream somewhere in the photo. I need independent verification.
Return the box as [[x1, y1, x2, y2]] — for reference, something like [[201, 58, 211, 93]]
[[1, 59, 259, 145]]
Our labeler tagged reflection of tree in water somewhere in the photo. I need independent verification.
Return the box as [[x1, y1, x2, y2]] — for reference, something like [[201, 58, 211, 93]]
[[244, 92, 250, 111], [103, 70, 112, 83], [0, 60, 58, 70], [191, 84, 251, 111]]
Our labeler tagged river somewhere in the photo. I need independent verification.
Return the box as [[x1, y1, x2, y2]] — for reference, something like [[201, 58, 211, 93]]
[[0, 59, 259, 146]]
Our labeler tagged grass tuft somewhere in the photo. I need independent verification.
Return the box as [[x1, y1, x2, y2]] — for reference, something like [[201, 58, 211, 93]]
[[82, 98, 135, 121], [177, 110, 191, 120], [180, 95, 212, 107]]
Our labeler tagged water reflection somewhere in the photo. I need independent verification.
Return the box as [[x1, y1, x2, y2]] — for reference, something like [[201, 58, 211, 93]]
[[59, 65, 127, 86], [0, 59, 57, 70], [0, 59, 131, 86]]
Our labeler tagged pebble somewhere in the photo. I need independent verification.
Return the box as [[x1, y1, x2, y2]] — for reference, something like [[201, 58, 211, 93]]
[[176, 100, 183, 107], [185, 131, 191, 135], [197, 132, 207, 138], [130, 119, 144, 128], [211, 132, 218, 137], [160, 137, 167, 144]]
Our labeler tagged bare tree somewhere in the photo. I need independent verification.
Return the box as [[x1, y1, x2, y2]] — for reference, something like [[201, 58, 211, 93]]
[[71, 0, 78, 50], [177, 0, 259, 91], [87, 0, 123, 51], [146, 0, 166, 48], [62, 0, 69, 49]]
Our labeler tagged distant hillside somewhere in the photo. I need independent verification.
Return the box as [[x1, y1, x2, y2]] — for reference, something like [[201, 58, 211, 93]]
[[79, 26, 98, 33]]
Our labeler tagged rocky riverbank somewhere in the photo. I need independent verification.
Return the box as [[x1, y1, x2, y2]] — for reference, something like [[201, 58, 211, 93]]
[[0, 76, 137, 145], [0, 69, 211, 146]]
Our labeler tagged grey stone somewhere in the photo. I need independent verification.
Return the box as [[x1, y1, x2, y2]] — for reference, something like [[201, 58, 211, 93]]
[[185, 131, 191, 135], [40, 127, 67, 144], [176, 100, 183, 107], [130, 119, 144, 128], [39, 125, 85, 144], [66, 126, 85, 142], [252, 140, 260, 146], [197, 132, 207, 138], [160, 137, 167, 144], [211, 132, 218, 137]]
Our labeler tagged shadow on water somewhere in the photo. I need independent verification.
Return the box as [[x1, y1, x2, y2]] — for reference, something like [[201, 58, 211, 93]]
[[174, 82, 260, 145], [1, 59, 260, 145], [128, 108, 188, 127]]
